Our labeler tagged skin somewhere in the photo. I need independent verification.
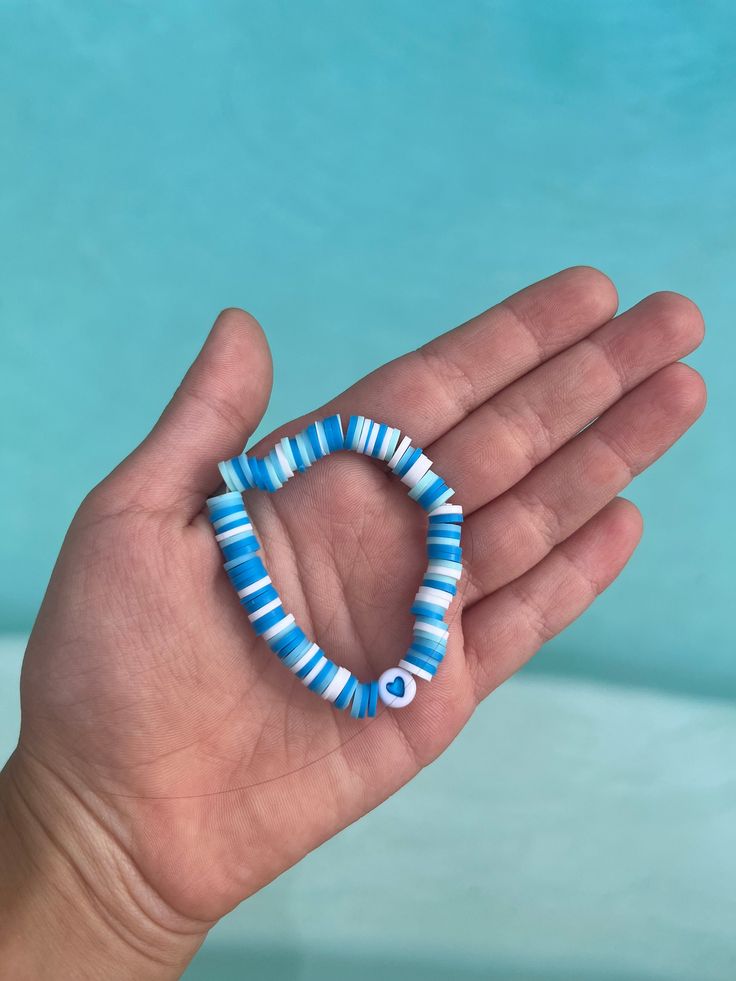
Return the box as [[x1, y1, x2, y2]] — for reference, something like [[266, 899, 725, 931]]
[[0, 268, 706, 979]]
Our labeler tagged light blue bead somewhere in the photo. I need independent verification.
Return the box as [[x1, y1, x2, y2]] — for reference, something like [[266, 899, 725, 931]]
[[296, 431, 314, 465], [262, 458, 282, 490], [309, 660, 339, 694], [384, 428, 400, 461], [281, 438, 297, 472], [281, 638, 313, 668], [269, 449, 287, 485], [350, 415, 365, 450], [350, 683, 365, 718], [409, 469, 438, 500]]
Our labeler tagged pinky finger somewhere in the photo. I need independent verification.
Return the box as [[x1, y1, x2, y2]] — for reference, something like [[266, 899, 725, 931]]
[[463, 497, 643, 700]]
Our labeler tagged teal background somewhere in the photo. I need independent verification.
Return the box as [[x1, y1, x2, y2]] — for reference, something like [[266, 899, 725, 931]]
[[1, 2, 734, 979]]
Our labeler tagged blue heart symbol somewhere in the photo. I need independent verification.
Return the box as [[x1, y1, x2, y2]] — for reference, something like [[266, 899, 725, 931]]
[[386, 676, 405, 698]]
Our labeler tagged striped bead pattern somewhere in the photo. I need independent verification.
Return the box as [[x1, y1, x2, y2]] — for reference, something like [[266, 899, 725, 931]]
[[208, 414, 463, 713]]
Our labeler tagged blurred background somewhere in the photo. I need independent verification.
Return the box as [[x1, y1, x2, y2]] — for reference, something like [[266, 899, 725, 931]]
[[1, 2, 734, 979]]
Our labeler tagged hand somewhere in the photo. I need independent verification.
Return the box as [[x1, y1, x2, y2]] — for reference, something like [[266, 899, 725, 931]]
[[0, 268, 705, 978]]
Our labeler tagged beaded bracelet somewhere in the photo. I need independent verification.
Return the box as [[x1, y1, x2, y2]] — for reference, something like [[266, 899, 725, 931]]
[[207, 414, 463, 714]]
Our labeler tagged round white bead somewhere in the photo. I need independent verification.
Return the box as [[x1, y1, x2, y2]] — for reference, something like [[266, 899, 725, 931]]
[[378, 667, 417, 708]]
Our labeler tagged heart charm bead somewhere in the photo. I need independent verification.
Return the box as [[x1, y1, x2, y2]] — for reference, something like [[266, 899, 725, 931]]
[[378, 667, 416, 708], [207, 414, 463, 714]]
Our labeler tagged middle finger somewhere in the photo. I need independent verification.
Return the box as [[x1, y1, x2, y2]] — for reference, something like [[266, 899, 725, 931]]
[[428, 291, 704, 515]]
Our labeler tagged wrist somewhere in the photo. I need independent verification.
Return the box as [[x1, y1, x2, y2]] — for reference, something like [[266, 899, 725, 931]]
[[0, 749, 210, 981]]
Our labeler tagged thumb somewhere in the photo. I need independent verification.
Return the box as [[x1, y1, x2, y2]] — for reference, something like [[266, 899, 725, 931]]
[[103, 308, 273, 515]]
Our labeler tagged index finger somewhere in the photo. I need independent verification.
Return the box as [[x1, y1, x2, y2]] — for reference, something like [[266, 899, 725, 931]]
[[253, 266, 618, 455]]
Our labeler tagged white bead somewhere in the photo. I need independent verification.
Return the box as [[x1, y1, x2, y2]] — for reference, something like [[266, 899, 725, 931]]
[[215, 523, 253, 542], [237, 575, 271, 598], [413, 619, 448, 639], [348, 415, 365, 450], [415, 586, 452, 607], [399, 658, 433, 682], [383, 428, 401, 462], [274, 443, 294, 479], [378, 667, 416, 707], [388, 435, 412, 470], [261, 613, 295, 641], [296, 432, 313, 465], [376, 427, 392, 460], [401, 453, 433, 488], [219, 459, 245, 491], [357, 417, 372, 453], [315, 422, 330, 456], [291, 642, 319, 674], [429, 503, 463, 518], [365, 424, 380, 456], [212, 512, 246, 530], [302, 654, 328, 685], [248, 597, 281, 621], [427, 561, 462, 580], [322, 666, 352, 702]]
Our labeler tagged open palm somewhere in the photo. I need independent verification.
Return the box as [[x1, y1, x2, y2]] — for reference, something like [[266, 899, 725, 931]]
[[9, 268, 705, 942]]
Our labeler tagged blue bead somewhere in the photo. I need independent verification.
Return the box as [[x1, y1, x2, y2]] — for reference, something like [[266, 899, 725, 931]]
[[297, 431, 315, 464], [427, 544, 462, 562], [271, 626, 305, 655], [241, 584, 279, 611], [427, 525, 461, 540], [345, 415, 360, 449], [281, 638, 313, 667], [251, 607, 285, 634], [263, 458, 281, 490], [281, 439, 297, 472], [297, 650, 324, 679], [403, 652, 438, 675], [408, 470, 438, 501], [309, 660, 338, 694], [422, 577, 457, 594], [207, 502, 243, 523], [221, 538, 259, 562], [429, 511, 463, 524], [366, 681, 379, 717], [397, 446, 422, 477], [350, 683, 365, 718], [307, 423, 324, 460], [214, 515, 249, 535], [324, 414, 344, 451], [424, 486, 455, 510], [409, 642, 444, 663], [222, 538, 259, 561], [248, 457, 264, 489], [334, 674, 358, 710], [393, 445, 415, 473], [410, 601, 446, 619], [372, 423, 388, 457], [230, 456, 251, 489], [227, 565, 266, 589], [418, 477, 446, 508], [206, 491, 242, 512], [289, 437, 306, 471], [225, 556, 265, 579], [269, 450, 286, 485], [414, 623, 448, 644]]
